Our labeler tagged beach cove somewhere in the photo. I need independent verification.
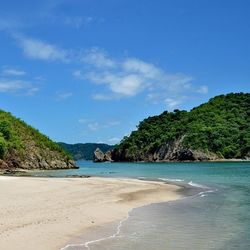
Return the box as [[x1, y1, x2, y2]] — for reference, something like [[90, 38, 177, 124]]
[[0, 176, 182, 250]]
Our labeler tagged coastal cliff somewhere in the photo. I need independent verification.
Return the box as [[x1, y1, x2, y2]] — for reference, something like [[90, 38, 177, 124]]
[[0, 110, 77, 170], [112, 93, 250, 162]]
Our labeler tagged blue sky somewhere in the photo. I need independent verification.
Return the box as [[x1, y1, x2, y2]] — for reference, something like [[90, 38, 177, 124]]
[[0, 0, 249, 144]]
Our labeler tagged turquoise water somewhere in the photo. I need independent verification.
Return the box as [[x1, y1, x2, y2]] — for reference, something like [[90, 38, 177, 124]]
[[35, 161, 250, 250]]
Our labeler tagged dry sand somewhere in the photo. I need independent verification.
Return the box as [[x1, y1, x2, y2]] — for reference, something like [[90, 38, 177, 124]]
[[0, 176, 182, 250]]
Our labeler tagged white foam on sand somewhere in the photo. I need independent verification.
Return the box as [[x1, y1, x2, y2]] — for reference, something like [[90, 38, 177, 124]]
[[158, 178, 185, 182], [188, 181, 208, 188], [61, 214, 130, 250]]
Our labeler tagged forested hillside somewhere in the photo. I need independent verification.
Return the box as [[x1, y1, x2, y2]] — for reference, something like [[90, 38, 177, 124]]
[[0, 110, 76, 170], [112, 93, 250, 162]]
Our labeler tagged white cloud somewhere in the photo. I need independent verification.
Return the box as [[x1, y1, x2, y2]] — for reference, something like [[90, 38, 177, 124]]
[[74, 48, 207, 105], [0, 79, 38, 95], [164, 98, 182, 109], [109, 74, 145, 96], [34, 76, 45, 81], [197, 85, 208, 94], [122, 58, 163, 79], [88, 122, 100, 131], [78, 118, 93, 124], [81, 48, 116, 68], [79, 118, 121, 131], [16, 35, 68, 62], [56, 91, 73, 100], [2, 68, 26, 76], [86, 73, 145, 97], [8, 31, 208, 107], [72, 70, 84, 79]]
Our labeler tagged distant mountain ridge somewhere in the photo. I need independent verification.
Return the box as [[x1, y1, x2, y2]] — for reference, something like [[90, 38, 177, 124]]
[[112, 93, 250, 162], [0, 110, 77, 170], [58, 142, 114, 160]]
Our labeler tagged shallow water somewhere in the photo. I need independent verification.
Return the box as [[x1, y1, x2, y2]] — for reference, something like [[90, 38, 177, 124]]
[[33, 161, 250, 250]]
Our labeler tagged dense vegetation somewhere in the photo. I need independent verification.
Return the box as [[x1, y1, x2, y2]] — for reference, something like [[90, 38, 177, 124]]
[[58, 142, 114, 160], [0, 110, 74, 169], [113, 93, 250, 161]]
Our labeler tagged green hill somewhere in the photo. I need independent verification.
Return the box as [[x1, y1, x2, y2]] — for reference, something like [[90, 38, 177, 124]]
[[112, 93, 250, 162], [58, 142, 114, 160], [0, 110, 77, 170]]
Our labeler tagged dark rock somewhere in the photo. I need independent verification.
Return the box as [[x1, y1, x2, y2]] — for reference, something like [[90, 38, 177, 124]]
[[0, 159, 8, 169], [65, 175, 91, 178], [176, 149, 196, 161]]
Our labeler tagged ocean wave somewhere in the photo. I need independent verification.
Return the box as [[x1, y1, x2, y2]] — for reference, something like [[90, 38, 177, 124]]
[[158, 178, 184, 182], [188, 181, 208, 189], [200, 194, 207, 197]]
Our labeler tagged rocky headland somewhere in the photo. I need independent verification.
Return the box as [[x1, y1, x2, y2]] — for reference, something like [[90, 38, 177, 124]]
[[0, 109, 77, 171], [111, 93, 250, 162]]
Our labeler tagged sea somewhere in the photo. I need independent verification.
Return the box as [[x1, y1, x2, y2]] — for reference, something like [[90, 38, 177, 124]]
[[32, 161, 250, 250]]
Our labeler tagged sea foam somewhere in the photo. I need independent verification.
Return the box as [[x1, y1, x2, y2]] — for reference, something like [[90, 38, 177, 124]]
[[60, 214, 130, 250]]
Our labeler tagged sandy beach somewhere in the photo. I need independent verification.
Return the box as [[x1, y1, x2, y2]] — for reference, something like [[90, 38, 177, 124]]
[[0, 176, 182, 250]]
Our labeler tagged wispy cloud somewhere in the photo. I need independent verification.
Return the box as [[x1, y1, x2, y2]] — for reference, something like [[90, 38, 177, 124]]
[[15, 35, 68, 62], [78, 118, 93, 124], [88, 122, 101, 131], [64, 16, 93, 29], [56, 91, 73, 100], [34, 76, 46, 81], [81, 48, 116, 68], [107, 137, 121, 144], [0, 79, 38, 95], [197, 85, 208, 94], [164, 98, 182, 109], [74, 48, 208, 108], [79, 118, 121, 131], [4, 26, 207, 109], [2, 68, 26, 76]]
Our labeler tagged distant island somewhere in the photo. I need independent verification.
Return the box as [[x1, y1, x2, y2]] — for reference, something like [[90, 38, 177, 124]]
[[58, 142, 114, 161], [112, 93, 250, 162], [0, 110, 77, 171]]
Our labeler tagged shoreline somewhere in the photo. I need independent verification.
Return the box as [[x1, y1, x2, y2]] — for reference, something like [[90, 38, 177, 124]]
[[1, 158, 249, 177], [110, 158, 250, 163], [0, 176, 182, 250]]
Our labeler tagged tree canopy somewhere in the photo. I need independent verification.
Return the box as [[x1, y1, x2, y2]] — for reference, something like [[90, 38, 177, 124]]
[[113, 93, 250, 161]]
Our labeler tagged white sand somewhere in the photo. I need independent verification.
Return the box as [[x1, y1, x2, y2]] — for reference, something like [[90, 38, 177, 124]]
[[0, 176, 182, 250]]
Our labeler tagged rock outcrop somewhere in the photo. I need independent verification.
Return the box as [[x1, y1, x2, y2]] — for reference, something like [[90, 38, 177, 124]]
[[150, 136, 217, 162], [112, 136, 217, 162], [0, 146, 77, 171], [58, 142, 114, 160], [94, 148, 113, 162]]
